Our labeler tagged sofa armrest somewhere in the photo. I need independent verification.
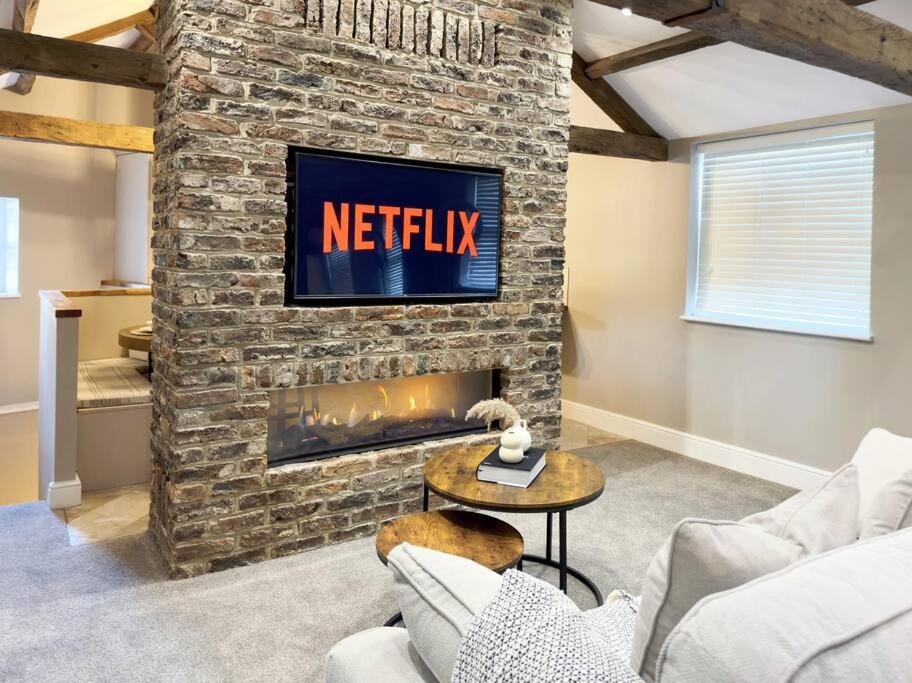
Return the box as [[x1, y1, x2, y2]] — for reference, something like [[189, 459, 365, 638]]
[[326, 627, 436, 683]]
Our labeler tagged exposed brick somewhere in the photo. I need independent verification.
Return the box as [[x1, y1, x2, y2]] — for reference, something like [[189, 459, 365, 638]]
[[150, 0, 570, 579], [270, 501, 321, 523]]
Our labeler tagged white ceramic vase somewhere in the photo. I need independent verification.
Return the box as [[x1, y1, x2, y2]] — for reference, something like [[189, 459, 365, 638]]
[[512, 419, 532, 452], [498, 430, 525, 464]]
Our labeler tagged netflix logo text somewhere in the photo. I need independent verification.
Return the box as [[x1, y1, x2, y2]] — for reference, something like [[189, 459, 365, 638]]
[[322, 202, 479, 256]]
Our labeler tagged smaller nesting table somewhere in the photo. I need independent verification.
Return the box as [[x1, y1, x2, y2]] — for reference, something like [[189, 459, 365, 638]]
[[376, 509, 524, 627], [376, 509, 524, 571]]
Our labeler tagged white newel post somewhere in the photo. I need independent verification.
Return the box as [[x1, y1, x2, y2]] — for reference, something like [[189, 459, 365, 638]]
[[38, 292, 82, 509]]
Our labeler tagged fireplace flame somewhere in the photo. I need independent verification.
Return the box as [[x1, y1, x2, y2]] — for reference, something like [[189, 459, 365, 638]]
[[297, 379, 463, 432]]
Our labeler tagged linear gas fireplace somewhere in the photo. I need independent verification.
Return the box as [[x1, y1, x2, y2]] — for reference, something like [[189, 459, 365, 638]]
[[266, 370, 500, 465]]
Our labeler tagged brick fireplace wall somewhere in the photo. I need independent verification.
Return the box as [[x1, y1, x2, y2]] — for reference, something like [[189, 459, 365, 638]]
[[151, 0, 571, 577]]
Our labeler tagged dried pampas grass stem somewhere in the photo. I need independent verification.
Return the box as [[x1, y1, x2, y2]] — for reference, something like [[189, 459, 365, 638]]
[[465, 399, 520, 431]]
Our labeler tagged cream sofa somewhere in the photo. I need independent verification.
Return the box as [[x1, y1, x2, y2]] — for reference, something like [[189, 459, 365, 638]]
[[326, 429, 912, 682]]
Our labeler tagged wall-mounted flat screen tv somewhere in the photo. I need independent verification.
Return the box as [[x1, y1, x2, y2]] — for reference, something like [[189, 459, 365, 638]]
[[286, 149, 502, 305]]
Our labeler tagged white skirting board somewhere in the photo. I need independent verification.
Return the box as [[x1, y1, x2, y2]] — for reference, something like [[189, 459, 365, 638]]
[[0, 401, 38, 416], [562, 399, 830, 490], [47, 476, 82, 509]]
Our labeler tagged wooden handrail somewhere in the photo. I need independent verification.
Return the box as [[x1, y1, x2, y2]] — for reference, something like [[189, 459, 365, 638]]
[[40, 287, 152, 318], [61, 287, 152, 298], [39, 290, 82, 318]]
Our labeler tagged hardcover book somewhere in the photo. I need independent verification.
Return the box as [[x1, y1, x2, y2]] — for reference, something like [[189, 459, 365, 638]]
[[477, 447, 547, 488]]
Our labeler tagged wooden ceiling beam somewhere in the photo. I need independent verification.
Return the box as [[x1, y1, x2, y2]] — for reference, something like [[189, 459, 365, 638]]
[[585, 0, 875, 78], [1, 0, 41, 95], [11, 0, 40, 32], [674, 0, 912, 97], [587, 0, 911, 96], [586, 33, 722, 78], [65, 8, 155, 44], [0, 110, 154, 153], [571, 52, 661, 138], [0, 28, 166, 90], [569, 126, 669, 161], [131, 21, 158, 53]]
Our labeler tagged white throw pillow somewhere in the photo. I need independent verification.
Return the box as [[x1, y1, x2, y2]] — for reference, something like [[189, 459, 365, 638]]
[[741, 463, 860, 554], [630, 520, 803, 683], [387, 542, 502, 683], [632, 465, 861, 682], [860, 470, 912, 539], [657, 529, 912, 682]]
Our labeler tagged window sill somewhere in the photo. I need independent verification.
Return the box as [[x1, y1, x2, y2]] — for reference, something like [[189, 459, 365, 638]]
[[680, 314, 873, 344], [0, 292, 21, 300]]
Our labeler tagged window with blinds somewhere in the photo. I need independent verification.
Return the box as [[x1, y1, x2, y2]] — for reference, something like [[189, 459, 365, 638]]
[[0, 197, 19, 299], [685, 121, 874, 340]]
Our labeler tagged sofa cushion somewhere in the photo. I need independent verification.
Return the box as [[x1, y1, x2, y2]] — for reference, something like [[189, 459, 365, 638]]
[[387, 542, 502, 683], [326, 627, 436, 683], [850, 428, 912, 527], [630, 520, 802, 682], [453, 570, 641, 683], [740, 463, 859, 554], [656, 528, 912, 682], [860, 470, 912, 539]]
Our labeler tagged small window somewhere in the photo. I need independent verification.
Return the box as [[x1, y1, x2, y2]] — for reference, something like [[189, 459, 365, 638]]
[[0, 197, 19, 298], [685, 121, 874, 341]]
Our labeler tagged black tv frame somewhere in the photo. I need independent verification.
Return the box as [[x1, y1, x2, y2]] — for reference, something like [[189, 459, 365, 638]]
[[284, 147, 503, 307]]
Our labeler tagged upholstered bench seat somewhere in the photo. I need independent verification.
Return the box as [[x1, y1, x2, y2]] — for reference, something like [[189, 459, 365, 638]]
[[76, 358, 151, 409]]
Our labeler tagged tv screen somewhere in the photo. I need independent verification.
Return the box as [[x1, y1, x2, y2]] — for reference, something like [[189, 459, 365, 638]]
[[287, 149, 502, 304]]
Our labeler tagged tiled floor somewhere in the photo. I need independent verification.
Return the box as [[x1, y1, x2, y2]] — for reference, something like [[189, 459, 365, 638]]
[[62, 484, 150, 546], [560, 417, 627, 451], [39, 418, 615, 547]]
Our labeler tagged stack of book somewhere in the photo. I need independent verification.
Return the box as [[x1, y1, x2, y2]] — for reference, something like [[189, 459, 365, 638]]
[[476, 447, 547, 488]]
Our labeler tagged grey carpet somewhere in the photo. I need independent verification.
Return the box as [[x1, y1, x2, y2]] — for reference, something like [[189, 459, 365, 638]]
[[0, 440, 792, 682]]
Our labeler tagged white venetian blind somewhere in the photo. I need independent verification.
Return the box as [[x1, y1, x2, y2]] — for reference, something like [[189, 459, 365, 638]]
[[687, 121, 874, 340]]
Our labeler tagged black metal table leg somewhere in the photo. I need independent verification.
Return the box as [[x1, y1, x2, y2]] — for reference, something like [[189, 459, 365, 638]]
[[546, 511, 553, 562], [520, 509, 603, 606], [558, 510, 567, 593], [422, 483, 429, 512]]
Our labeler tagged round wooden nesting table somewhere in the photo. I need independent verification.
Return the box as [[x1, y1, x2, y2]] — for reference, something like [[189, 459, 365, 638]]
[[376, 510, 524, 573], [376, 509, 524, 627], [423, 444, 606, 604]]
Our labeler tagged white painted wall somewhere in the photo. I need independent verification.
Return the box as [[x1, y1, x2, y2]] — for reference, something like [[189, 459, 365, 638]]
[[563, 97, 912, 474], [0, 80, 153, 407], [114, 152, 152, 284]]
